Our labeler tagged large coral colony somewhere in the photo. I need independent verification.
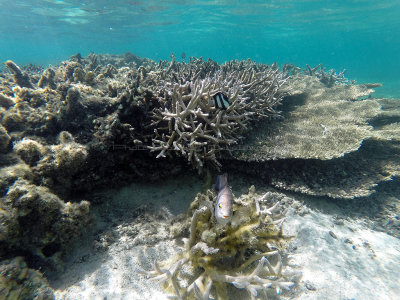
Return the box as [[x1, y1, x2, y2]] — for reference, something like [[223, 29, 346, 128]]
[[147, 55, 287, 169], [1, 51, 399, 298]]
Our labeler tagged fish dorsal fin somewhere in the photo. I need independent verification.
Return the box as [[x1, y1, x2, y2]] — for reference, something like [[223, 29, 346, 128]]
[[215, 173, 228, 191]]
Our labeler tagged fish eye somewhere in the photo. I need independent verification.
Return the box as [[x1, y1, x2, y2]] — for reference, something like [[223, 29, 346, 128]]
[[219, 204, 222, 208]]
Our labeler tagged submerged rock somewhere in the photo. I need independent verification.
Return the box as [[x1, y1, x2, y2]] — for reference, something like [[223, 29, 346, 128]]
[[1, 179, 91, 270], [0, 93, 15, 108], [13, 138, 47, 166], [0, 257, 55, 300], [0, 125, 11, 153]]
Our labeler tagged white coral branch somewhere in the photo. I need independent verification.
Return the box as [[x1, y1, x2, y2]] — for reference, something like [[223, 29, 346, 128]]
[[210, 254, 294, 298], [190, 242, 219, 256]]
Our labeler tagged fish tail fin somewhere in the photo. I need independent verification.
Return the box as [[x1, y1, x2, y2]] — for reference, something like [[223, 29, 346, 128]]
[[215, 173, 228, 191]]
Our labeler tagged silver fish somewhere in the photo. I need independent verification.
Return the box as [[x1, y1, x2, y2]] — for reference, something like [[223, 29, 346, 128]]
[[215, 173, 233, 225]]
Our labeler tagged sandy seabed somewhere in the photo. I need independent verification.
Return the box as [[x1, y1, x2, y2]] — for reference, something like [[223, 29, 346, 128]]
[[52, 174, 400, 300]]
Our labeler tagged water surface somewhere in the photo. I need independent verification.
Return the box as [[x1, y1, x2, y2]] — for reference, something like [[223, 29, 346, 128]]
[[1, 0, 399, 97]]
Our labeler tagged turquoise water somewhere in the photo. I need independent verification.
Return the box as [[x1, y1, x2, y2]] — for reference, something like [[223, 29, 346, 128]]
[[0, 0, 399, 97]]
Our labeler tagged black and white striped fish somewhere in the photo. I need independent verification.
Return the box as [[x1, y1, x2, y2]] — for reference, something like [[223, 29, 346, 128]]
[[212, 92, 231, 109]]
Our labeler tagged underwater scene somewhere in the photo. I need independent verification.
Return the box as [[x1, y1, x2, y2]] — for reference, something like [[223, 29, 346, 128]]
[[1, 1, 400, 299]]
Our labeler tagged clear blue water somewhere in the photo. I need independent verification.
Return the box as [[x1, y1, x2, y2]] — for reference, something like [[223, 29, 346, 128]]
[[1, 0, 399, 97]]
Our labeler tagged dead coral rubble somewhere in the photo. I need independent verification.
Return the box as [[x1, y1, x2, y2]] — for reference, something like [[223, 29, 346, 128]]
[[142, 186, 295, 299], [0, 132, 91, 270]]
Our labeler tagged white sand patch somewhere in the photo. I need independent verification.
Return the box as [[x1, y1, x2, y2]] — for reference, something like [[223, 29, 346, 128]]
[[285, 209, 400, 300], [54, 240, 182, 300]]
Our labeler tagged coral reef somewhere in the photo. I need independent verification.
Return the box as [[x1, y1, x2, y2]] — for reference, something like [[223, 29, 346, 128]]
[[282, 63, 356, 87], [228, 73, 400, 199], [142, 186, 295, 299], [1, 53, 183, 193], [1, 53, 400, 297], [3, 53, 395, 188], [0, 257, 55, 299], [0, 53, 290, 194]]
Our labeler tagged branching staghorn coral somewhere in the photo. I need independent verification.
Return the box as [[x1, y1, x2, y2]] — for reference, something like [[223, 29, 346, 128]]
[[281, 63, 355, 87], [304, 64, 354, 87], [146, 58, 287, 169], [142, 186, 295, 299]]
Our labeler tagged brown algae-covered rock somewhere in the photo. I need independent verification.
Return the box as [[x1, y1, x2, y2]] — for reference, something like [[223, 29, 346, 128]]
[[0, 160, 33, 197], [1, 111, 24, 132], [51, 141, 88, 174], [0, 257, 55, 300], [0, 125, 11, 153], [38, 68, 56, 89], [4, 60, 34, 89], [13, 138, 48, 166], [0, 93, 15, 108], [2, 179, 91, 265]]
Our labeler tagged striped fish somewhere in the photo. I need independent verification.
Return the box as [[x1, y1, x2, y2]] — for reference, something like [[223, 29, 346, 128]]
[[212, 92, 231, 109]]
